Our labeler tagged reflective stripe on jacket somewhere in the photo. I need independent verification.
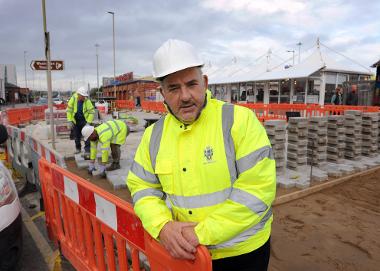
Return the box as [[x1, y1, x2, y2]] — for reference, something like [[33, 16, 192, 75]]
[[66, 93, 95, 124], [127, 90, 276, 260], [90, 120, 128, 163]]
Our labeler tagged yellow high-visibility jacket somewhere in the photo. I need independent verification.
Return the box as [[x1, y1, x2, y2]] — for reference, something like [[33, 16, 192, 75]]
[[127, 91, 276, 260], [66, 93, 95, 124], [90, 120, 128, 163]]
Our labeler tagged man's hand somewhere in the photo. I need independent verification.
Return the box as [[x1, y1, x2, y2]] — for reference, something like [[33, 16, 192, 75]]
[[159, 221, 198, 260], [87, 161, 95, 175], [68, 121, 74, 129], [98, 163, 106, 173], [182, 225, 199, 247]]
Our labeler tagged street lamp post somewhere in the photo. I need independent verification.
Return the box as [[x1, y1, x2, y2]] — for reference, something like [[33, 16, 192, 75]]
[[23, 50, 29, 106], [107, 11, 116, 103], [287, 50, 295, 66], [296, 42, 302, 63], [95, 43, 100, 101]]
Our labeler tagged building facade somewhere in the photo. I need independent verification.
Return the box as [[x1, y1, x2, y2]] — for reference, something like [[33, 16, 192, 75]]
[[102, 72, 160, 105], [0, 64, 17, 100], [206, 42, 372, 106]]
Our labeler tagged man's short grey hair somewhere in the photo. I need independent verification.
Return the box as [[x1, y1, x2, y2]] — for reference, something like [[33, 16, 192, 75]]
[[158, 66, 203, 85]]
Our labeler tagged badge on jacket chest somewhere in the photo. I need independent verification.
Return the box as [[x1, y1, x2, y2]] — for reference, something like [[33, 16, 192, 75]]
[[203, 146, 215, 164]]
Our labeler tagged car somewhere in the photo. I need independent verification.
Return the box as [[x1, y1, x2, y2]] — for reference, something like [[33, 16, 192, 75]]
[[36, 97, 48, 105], [53, 97, 63, 105], [0, 125, 22, 270]]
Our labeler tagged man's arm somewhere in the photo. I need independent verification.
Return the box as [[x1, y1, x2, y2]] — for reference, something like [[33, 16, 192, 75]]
[[194, 107, 276, 246], [66, 96, 74, 122], [90, 141, 97, 160], [85, 100, 95, 123]]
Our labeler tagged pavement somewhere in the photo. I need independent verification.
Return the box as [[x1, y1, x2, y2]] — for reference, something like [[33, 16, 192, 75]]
[[38, 110, 163, 190], [15, 179, 75, 271]]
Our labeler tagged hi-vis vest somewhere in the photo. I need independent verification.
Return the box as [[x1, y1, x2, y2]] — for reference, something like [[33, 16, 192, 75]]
[[90, 120, 128, 163], [66, 93, 95, 124], [127, 91, 276, 260]]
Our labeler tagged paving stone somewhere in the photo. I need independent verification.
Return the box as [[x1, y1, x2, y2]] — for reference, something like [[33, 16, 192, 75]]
[[276, 175, 296, 188]]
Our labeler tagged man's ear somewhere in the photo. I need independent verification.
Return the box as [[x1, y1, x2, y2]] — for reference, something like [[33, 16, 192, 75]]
[[203, 75, 208, 90], [159, 86, 164, 97]]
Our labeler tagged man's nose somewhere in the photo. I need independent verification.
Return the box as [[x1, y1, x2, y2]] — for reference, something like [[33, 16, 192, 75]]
[[179, 86, 191, 101]]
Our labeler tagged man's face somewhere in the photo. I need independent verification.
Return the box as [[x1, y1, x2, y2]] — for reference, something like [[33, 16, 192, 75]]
[[352, 85, 357, 92], [89, 131, 98, 141], [161, 67, 208, 124], [78, 94, 86, 101]]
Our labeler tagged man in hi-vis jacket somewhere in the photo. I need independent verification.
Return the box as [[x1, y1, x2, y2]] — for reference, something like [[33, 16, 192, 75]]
[[127, 39, 276, 271], [66, 86, 95, 158], [82, 120, 128, 177]]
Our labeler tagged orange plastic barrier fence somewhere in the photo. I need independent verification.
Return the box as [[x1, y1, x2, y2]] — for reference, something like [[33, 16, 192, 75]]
[[53, 103, 67, 110], [141, 101, 166, 113], [139, 102, 379, 122], [141, 101, 149, 111], [237, 103, 380, 120], [38, 158, 212, 271], [32, 105, 48, 120], [115, 100, 136, 110], [5, 108, 33, 125]]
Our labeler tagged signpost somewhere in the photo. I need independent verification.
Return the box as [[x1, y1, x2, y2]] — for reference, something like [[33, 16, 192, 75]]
[[30, 60, 64, 71], [42, 0, 56, 149]]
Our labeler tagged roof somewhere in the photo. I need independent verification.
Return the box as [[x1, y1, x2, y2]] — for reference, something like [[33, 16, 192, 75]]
[[371, 59, 380, 68], [253, 50, 325, 81], [104, 79, 158, 88], [206, 45, 372, 84], [4, 82, 18, 88]]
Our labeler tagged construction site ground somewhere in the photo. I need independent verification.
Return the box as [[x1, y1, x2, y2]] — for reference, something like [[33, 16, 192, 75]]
[[65, 156, 380, 271]]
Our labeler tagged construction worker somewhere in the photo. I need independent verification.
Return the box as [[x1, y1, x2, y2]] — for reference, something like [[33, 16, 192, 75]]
[[82, 120, 129, 177], [66, 86, 95, 158], [127, 39, 276, 271]]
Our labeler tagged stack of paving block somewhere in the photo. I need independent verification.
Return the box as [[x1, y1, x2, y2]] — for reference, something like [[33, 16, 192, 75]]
[[326, 115, 345, 162], [361, 112, 379, 157], [264, 120, 286, 172], [307, 116, 328, 165], [344, 110, 362, 160], [286, 117, 308, 170]]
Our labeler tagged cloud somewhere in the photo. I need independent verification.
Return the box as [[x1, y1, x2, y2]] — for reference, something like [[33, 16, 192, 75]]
[[201, 0, 306, 15], [0, 0, 379, 91]]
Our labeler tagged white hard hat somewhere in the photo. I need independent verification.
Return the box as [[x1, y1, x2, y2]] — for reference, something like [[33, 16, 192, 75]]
[[152, 39, 204, 79], [82, 125, 95, 141], [77, 86, 88, 97]]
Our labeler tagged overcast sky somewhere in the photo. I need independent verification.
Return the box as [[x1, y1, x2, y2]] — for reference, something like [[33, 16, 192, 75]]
[[0, 0, 379, 91]]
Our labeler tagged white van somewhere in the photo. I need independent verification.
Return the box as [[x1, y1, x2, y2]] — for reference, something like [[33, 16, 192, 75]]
[[0, 125, 22, 270]]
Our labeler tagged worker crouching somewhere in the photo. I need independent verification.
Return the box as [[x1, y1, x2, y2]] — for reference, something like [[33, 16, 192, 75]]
[[82, 120, 129, 178]]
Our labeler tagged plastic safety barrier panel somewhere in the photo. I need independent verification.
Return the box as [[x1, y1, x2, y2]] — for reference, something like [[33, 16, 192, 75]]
[[32, 105, 48, 120], [5, 124, 67, 193], [5, 125, 35, 186], [115, 100, 136, 110], [54, 103, 67, 110], [4, 108, 33, 125], [38, 159, 212, 271]]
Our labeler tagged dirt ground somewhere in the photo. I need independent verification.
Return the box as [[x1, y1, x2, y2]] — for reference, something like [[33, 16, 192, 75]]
[[65, 159, 132, 202], [65, 159, 380, 271], [270, 169, 380, 271]]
